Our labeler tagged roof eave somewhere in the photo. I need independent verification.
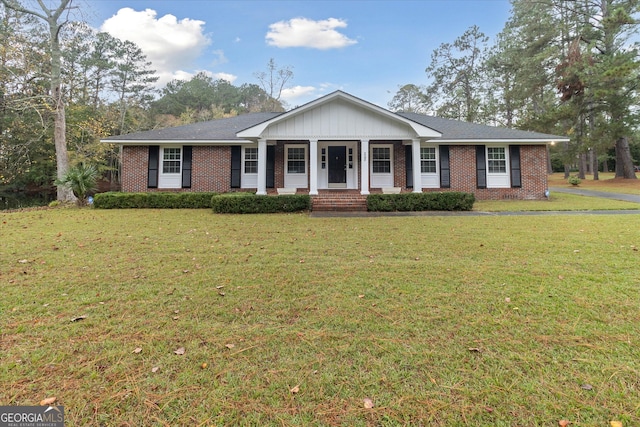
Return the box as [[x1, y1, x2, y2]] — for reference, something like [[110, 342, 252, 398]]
[[434, 138, 570, 144], [100, 139, 254, 145]]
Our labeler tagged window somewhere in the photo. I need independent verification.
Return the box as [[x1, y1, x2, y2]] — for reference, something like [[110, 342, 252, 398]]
[[420, 147, 437, 173], [287, 147, 306, 174], [372, 147, 391, 173], [244, 147, 257, 174], [487, 147, 506, 173], [162, 147, 181, 173]]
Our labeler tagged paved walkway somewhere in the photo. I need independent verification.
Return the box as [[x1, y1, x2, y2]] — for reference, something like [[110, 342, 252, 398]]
[[549, 186, 640, 203], [310, 187, 640, 217]]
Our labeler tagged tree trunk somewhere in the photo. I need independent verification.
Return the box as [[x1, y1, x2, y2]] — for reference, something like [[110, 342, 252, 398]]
[[592, 147, 599, 181], [1, 0, 76, 201], [578, 153, 586, 179], [49, 14, 75, 201], [615, 136, 637, 179]]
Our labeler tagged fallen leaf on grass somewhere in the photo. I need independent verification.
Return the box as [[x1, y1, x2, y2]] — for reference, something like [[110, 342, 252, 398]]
[[580, 383, 593, 390], [225, 344, 235, 349], [468, 347, 481, 352], [18, 259, 28, 264], [151, 366, 160, 373], [132, 347, 142, 354], [610, 422, 623, 427], [40, 397, 56, 406], [290, 385, 300, 393], [70, 315, 87, 322], [558, 420, 571, 427], [363, 398, 374, 409], [174, 347, 185, 355], [201, 363, 208, 369]]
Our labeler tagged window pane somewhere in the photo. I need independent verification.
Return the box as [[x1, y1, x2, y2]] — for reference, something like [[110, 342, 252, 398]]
[[287, 147, 305, 174], [163, 148, 181, 173], [244, 148, 257, 173], [487, 147, 506, 173], [420, 147, 436, 173], [372, 147, 391, 173]]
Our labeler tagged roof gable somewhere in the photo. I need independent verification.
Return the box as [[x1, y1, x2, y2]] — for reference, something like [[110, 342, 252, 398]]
[[237, 91, 441, 140]]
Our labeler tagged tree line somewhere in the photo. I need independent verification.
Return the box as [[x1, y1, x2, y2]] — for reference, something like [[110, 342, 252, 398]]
[[0, 1, 286, 201], [2, 0, 638, 203], [388, 0, 639, 179]]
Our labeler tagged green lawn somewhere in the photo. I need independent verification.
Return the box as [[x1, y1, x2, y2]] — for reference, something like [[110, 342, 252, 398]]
[[2, 208, 640, 426], [475, 191, 640, 212]]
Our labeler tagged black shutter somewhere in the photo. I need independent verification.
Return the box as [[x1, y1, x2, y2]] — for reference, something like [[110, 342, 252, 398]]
[[182, 146, 192, 188], [405, 145, 413, 188], [439, 145, 450, 188], [230, 146, 241, 188], [148, 145, 159, 188], [510, 145, 521, 188], [476, 145, 487, 189], [266, 145, 275, 188]]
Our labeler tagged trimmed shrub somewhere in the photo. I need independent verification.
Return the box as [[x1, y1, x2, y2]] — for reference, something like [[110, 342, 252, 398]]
[[211, 193, 310, 214], [93, 192, 217, 209], [367, 192, 475, 212]]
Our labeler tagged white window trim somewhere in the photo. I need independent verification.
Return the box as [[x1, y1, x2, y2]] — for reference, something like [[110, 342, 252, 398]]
[[241, 146, 258, 188], [486, 145, 510, 188], [370, 144, 394, 188], [420, 144, 439, 188], [159, 146, 182, 189], [284, 144, 308, 189]]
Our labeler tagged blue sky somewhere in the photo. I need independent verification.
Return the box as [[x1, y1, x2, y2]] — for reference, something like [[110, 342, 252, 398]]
[[87, 0, 512, 108]]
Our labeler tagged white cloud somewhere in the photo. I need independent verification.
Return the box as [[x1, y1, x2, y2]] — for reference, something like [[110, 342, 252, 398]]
[[281, 85, 317, 102], [211, 72, 237, 83], [100, 8, 212, 86], [266, 17, 357, 50], [169, 70, 237, 84]]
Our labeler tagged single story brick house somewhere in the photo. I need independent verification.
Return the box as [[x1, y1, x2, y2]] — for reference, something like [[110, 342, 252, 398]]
[[102, 91, 568, 209]]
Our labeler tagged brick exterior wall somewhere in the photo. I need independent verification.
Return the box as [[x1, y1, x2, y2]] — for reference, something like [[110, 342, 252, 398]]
[[121, 143, 548, 200], [121, 145, 234, 193], [121, 146, 150, 193]]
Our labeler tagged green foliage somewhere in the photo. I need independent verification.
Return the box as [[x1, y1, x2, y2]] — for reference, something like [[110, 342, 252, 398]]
[[211, 193, 310, 213], [55, 163, 98, 205], [151, 72, 280, 124], [568, 175, 582, 186], [367, 192, 475, 211], [93, 192, 217, 209]]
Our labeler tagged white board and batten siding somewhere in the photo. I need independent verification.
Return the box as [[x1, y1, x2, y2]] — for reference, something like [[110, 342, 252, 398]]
[[259, 99, 417, 140]]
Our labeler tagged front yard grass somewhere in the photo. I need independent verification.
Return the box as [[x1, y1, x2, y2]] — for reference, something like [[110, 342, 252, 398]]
[[2, 209, 640, 426]]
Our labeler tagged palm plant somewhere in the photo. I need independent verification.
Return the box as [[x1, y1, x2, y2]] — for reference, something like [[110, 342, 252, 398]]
[[55, 163, 98, 206]]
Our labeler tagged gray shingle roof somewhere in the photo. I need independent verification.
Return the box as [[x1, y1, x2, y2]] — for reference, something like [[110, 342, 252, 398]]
[[398, 112, 566, 141], [102, 109, 566, 143], [102, 112, 281, 142]]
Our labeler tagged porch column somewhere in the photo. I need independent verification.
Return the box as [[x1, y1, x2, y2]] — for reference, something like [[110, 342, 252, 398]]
[[309, 139, 318, 195], [360, 139, 370, 195], [256, 138, 267, 195], [412, 138, 422, 193]]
